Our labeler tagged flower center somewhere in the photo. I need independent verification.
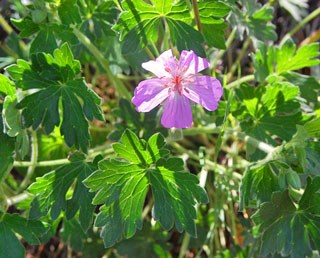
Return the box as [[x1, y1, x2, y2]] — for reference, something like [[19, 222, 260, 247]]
[[173, 75, 183, 95]]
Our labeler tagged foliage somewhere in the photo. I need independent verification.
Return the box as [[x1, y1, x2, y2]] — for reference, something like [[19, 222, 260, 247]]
[[84, 130, 207, 247], [0, 0, 319, 257]]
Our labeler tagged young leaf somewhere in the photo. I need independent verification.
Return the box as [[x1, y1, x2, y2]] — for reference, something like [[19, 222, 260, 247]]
[[84, 130, 208, 247], [252, 177, 320, 257], [0, 213, 50, 258], [28, 153, 97, 231], [253, 39, 320, 81], [0, 74, 15, 96], [6, 43, 104, 152]]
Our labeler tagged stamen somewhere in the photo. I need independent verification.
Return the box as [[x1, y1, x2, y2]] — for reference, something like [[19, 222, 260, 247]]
[[165, 67, 171, 73], [181, 66, 188, 73]]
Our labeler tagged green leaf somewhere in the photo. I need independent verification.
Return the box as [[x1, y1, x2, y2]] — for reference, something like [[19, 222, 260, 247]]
[[116, 224, 172, 258], [198, 1, 230, 22], [113, 0, 205, 55], [2, 96, 29, 159], [0, 214, 50, 258], [233, 82, 302, 160], [240, 160, 280, 209], [0, 104, 15, 182], [28, 154, 97, 231], [280, 119, 320, 175], [84, 130, 208, 247], [252, 177, 320, 257], [0, 74, 15, 96], [283, 72, 320, 104], [58, 0, 82, 25], [276, 38, 320, 74], [60, 218, 87, 252], [197, 1, 230, 49], [229, 1, 277, 41], [29, 25, 58, 54], [202, 23, 227, 49], [11, 16, 39, 38], [253, 40, 320, 81], [6, 43, 104, 152]]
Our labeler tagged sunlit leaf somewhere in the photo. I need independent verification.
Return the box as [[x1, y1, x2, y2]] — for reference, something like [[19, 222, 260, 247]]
[[84, 130, 208, 247], [6, 43, 104, 152], [252, 177, 320, 257], [28, 153, 97, 231]]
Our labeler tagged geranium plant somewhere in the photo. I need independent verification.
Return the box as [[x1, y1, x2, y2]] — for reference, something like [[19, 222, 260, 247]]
[[0, 0, 319, 257]]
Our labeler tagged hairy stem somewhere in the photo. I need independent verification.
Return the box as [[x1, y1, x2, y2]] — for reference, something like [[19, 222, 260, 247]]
[[73, 28, 131, 101], [18, 131, 38, 191]]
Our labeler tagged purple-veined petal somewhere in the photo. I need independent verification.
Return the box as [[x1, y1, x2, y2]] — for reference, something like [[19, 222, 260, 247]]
[[161, 93, 193, 128], [142, 49, 176, 78], [183, 76, 223, 111], [132, 78, 169, 112], [178, 50, 209, 75]]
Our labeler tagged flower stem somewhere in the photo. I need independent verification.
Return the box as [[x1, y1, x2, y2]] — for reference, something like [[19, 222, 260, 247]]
[[18, 131, 38, 191], [73, 28, 131, 101], [225, 74, 255, 89], [284, 7, 320, 41], [191, 0, 202, 33]]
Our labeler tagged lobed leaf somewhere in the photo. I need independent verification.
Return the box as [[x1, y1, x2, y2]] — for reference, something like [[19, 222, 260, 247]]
[[0, 213, 50, 258], [84, 130, 208, 247], [28, 154, 97, 231], [252, 177, 320, 257], [6, 43, 104, 152]]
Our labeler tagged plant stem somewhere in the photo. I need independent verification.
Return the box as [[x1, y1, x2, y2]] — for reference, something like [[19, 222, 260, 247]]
[[73, 28, 131, 101], [0, 14, 27, 52], [192, 0, 202, 32], [285, 7, 320, 40], [18, 131, 38, 191], [144, 46, 156, 59], [0, 14, 13, 34], [14, 158, 70, 168], [225, 74, 255, 89], [226, 37, 251, 81], [6, 192, 31, 206], [13, 145, 114, 168]]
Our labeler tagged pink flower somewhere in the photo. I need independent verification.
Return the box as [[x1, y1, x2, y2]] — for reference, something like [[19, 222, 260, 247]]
[[132, 50, 223, 128]]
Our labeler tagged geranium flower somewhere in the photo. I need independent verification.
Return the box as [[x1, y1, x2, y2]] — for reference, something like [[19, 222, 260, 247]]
[[132, 49, 223, 128]]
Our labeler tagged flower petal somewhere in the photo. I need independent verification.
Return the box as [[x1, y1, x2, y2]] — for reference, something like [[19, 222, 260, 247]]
[[179, 50, 209, 75], [132, 78, 168, 112], [161, 93, 193, 128], [183, 76, 223, 111], [141, 49, 176, 78]]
